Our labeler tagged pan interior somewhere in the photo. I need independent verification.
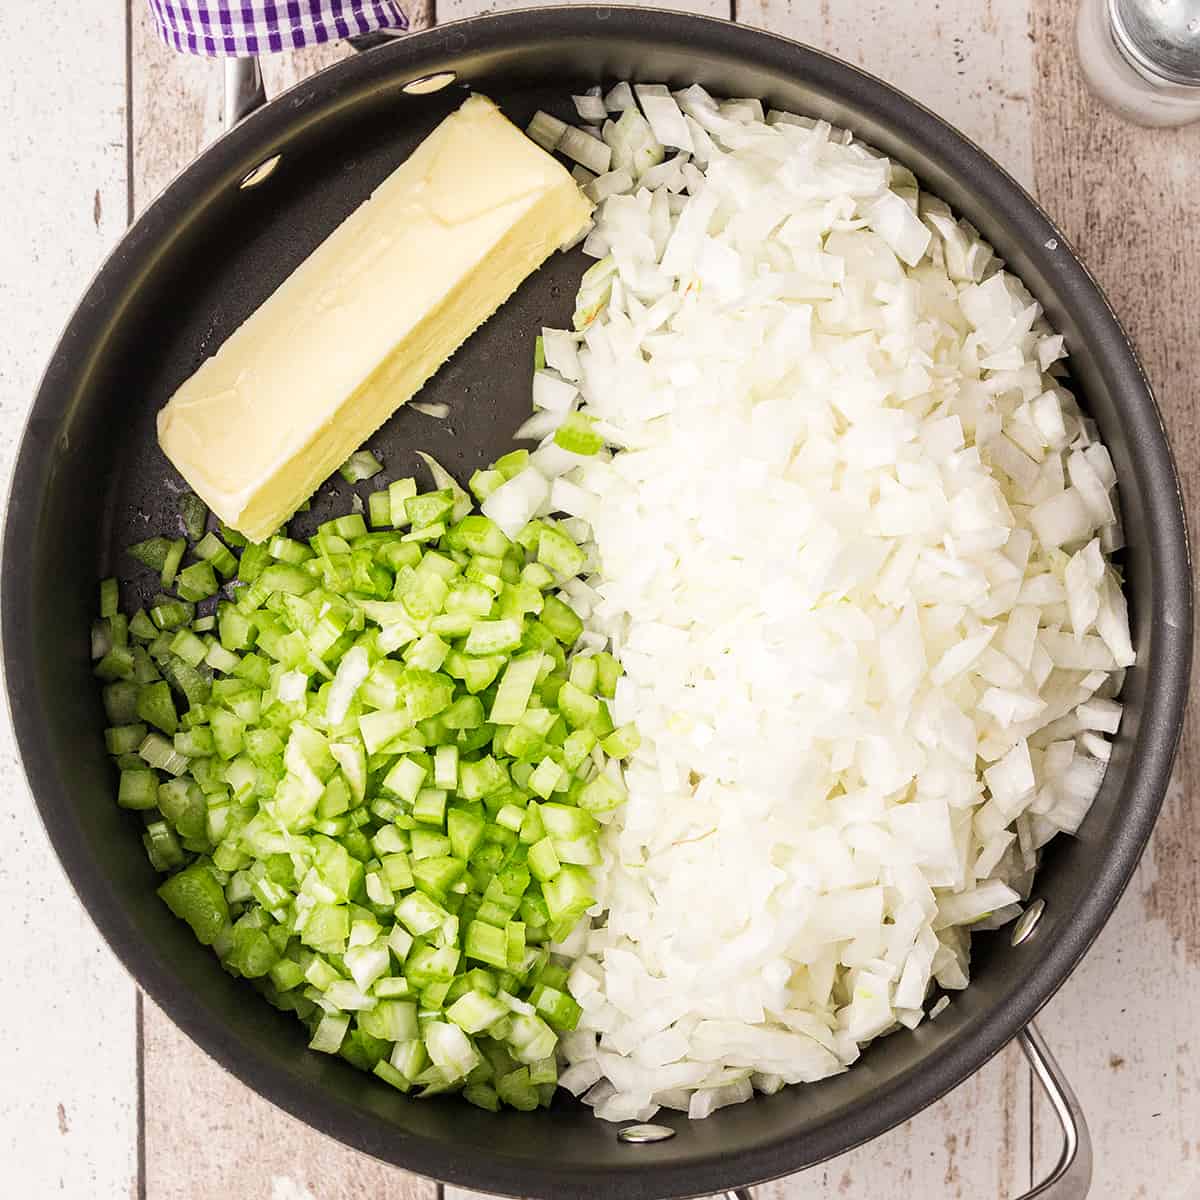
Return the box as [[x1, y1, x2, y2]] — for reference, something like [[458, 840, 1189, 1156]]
[[7, 13, 1187, 1199]]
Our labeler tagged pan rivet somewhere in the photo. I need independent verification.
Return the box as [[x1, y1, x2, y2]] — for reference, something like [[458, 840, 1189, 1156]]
[[240, 155, 281, 190], [403, 71, 457, 95], [1011, 898, 1046, 946], [618, 1123, 676, 1145]]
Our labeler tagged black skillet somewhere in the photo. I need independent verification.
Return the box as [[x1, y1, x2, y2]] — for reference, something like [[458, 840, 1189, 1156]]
[[2, 8, 1192, 1199]]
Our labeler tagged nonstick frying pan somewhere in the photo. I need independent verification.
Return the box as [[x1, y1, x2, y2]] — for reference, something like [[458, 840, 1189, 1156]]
[[3, 8, 1193, 1199]]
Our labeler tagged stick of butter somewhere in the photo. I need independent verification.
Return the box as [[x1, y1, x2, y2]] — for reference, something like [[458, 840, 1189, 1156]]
[[157, 94, 592, 543]]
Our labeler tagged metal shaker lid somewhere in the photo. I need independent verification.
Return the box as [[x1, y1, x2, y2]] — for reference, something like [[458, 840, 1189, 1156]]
[[1112, 0, 1200, 86]]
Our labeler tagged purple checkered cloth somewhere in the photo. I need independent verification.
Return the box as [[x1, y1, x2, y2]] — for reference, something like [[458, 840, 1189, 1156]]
[[149, 0, 408, 56]]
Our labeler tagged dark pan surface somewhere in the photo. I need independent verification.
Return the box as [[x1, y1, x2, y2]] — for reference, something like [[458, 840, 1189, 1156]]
[[3, 9, 1191, 1199]]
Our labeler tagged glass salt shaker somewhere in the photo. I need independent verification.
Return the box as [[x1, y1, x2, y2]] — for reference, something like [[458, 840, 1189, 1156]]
[[1077, 0, 1200, 126]]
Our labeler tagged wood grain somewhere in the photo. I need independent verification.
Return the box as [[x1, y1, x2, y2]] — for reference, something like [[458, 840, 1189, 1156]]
[[0, 6, 141, 1198], [439, 0, 731, 18], [1030, 4, 1200, 1199], [738, 0, 1037, 187], [757, 1046, 1030, 1200], [141, 996, 437, 1200]]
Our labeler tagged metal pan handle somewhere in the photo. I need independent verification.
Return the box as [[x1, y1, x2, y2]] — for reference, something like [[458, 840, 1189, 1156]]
[[724, 1022, 1091, 1200], [223, 57, 266, 129], [222, 28, 406, 130]]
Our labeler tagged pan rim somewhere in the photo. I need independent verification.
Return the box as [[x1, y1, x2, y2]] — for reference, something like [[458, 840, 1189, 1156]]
[[3, 7, 1192, 1197]]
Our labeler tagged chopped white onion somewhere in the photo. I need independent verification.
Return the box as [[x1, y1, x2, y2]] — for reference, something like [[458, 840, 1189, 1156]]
[[536, 81, 1133, 1123]]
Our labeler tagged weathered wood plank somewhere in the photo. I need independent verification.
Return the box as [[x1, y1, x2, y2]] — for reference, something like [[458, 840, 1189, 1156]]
[[0, 5, 140, 1197], [738, 0, 1037, 188], [755, 1044, 1029, 1200], [439, 0, 730, 21], [142, 996, 438, 1200], [131, 8, 437, 1199], [1030, 5, 1200, 1198]]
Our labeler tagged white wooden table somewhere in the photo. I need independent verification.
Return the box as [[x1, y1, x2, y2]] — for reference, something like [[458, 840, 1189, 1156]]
[[1, 3, 1196, 1197]]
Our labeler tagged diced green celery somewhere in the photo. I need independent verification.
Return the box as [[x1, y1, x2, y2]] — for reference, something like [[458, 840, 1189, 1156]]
[[105, 722, 148, 756], [447, 806, 486, 860], [556, 681, 600, 730], [495, 1066, 539, 1111], [458, 757, 508, 801], [300, 903, 349, 954], [405, 490, 454, 529], [553, 835, 601, 866], [205, 642, 240, 674], [541, 864, 594, 926], [448, 516, 512, 558], [529, 757, 565, 800], [529, 1056, 557, 1086], [527, 837, 561, 883], [160, 538, 186, 588], [269, 959, 305, 992], [99, 577, 119, 619], [601, 723, 641, 759], [129, 609, 159, 642], [395, 892, 445, 938], [530, 983, 582, 1031], [309, 1012, 350, 1053], [136, 680, 178, 735], [519, 803, 546, 846], [462, 655, 505, 694], [410, 829, 452, 861], [494, 450, 530, 481], [194, 531, 238, 578], [465, 920, 509, 968], [568, 655, 598, 694], [367, 490, 392, 529], [495, 804, 525, 833], [117, 768, 159, 810], [488, 652, 542, 725], [540, 595, 583, 645], [383, 756, 426, 803], [158, 863, 229, 945], [158, 777, 206, 839], [412, 786, 448, 827], [537, 528, 586, 579], [469, 468, 505, 502], [384, 477, 416, 527], [127, 537, 172, 571], [225, 921, 279, 978], [170, 628, 207, 668], [340, 450, 383, 483], [434, 744, 459, 790], [218, 523, 248, 549], [593, 650, 621, 697], [463, 618, 523, 657], [463, 1082, 500, 1111], [103, 680, 140, 725], [404, 632, 449, 672], [561, 728, 597, 771], [210, 708, 245, 760], [150, 600, 192, 631], [176, 560, 218, 602], [446, 989, 507, 1035], [553, 411, 604, 456], [178, 492, 208, 541]]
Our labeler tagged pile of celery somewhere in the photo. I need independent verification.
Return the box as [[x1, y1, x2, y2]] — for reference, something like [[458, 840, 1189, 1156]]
[[90, 450, 635, 1112]]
